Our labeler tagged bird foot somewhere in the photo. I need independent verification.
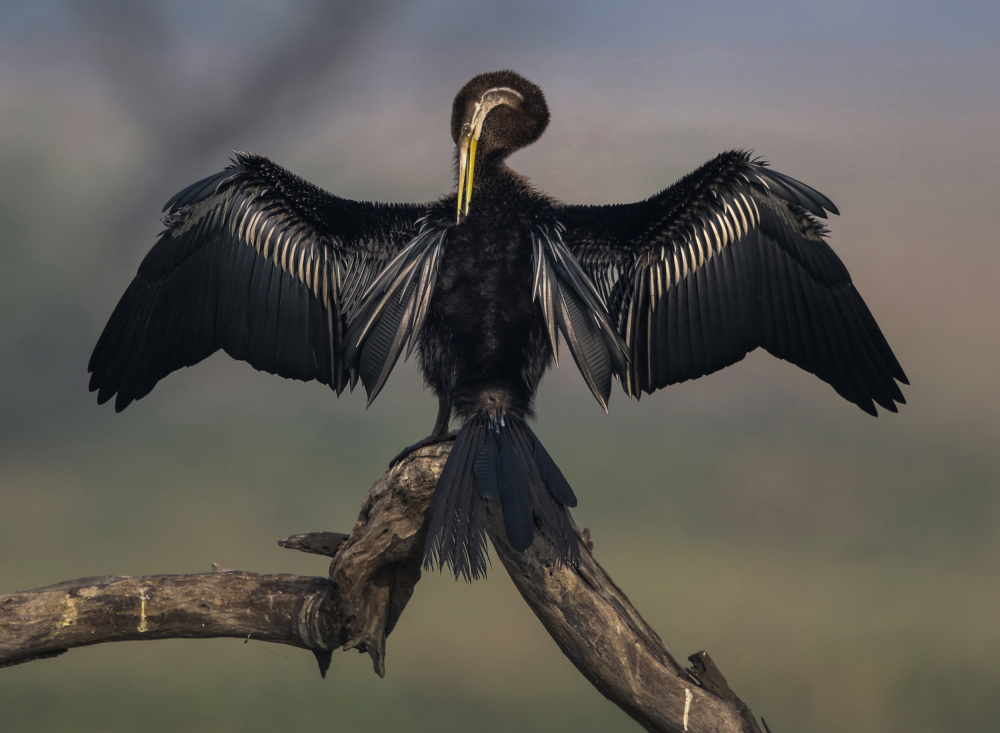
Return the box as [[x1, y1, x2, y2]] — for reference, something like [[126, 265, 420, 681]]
[[389, 432, 458, 468]]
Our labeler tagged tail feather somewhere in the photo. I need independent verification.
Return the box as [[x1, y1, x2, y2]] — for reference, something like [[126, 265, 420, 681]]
[[530, 434, 577, 508], [506, 424, 579, 565], [423, 413, 579, 580], [473, 430, 500, 500], [425, 420, 490, 581], [495, 426, 536, 551]]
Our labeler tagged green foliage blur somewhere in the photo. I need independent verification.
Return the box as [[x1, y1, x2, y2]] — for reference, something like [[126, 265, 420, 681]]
[[2, 2, 998, 732]]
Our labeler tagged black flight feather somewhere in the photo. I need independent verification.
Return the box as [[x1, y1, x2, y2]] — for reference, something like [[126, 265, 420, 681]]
[[89, 153, 425, 409], [562, 149, 908, 414]]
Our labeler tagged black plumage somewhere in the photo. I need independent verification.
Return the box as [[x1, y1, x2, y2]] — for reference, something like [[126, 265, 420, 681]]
[[89, 70, 907, 579]]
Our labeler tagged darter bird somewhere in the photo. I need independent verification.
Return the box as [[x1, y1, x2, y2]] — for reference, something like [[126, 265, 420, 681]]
[[89, 70, 907, 579]]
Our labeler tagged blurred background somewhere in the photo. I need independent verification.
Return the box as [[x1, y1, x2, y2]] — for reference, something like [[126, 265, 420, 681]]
[[1, 1, 997, 731]]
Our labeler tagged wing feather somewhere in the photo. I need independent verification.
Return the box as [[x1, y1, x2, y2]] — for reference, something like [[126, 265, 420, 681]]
[[344, 222, 448, 404], [89, 153, 425, 410], [530, 223, 628, 410], [561, 150, 907, 414]]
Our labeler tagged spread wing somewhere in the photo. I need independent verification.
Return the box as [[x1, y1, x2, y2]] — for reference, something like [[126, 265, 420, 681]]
[[559, 150, 907, 415], [89, 152, 426, 411]]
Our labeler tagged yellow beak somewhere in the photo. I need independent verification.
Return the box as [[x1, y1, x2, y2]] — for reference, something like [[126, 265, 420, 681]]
[[456, 124, 477, 221]]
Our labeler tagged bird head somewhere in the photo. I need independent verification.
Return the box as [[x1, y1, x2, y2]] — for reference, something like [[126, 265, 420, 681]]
[[451, 71, 549, 221]]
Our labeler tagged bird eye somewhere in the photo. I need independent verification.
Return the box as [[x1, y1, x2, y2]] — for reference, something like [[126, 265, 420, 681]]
[[462, 123, 472, 137]]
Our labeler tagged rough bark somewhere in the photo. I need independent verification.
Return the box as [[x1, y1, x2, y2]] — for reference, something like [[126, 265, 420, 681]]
[[0, 443, 764, 733], [0, 572, 330, 668]]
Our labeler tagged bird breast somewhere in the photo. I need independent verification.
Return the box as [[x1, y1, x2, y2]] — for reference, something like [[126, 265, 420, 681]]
[[420, 216, 551, 415]]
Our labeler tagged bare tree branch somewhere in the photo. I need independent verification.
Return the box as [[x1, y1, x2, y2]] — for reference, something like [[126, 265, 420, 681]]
[[1, 443, 764, 732], [487, 508, 748, 732], [0, 572, 330, 669]]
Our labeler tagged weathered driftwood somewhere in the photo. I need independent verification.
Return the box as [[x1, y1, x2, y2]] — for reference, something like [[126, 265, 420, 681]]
[[486, 504, 761, 733], [0, 443, 764, 733], [0, 572, 331, 667]]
